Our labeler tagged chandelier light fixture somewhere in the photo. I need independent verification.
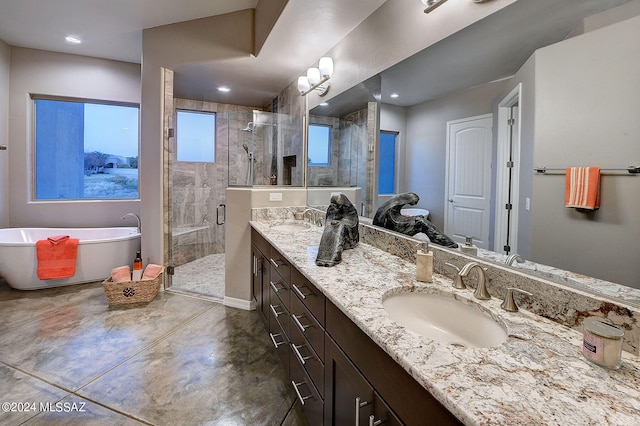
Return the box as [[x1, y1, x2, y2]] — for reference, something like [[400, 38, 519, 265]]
[[298, 57, 333, 96]]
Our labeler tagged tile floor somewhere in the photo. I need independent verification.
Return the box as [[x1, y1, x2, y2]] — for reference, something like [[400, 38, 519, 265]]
[[0, 278, 307, 425], [171, 254, 225, 299]]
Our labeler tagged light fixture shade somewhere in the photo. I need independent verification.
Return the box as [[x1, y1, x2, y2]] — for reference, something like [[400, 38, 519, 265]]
[[307, 67, 321, 86], [298, 76, 310, 93], [318, 57, 333, 78]]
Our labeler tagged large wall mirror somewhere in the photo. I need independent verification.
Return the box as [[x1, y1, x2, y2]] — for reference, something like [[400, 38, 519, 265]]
[[305, 0, 640, 306]]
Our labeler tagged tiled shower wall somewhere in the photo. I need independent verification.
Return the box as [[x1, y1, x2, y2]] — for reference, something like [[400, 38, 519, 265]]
[[171, 98, 256, 266], [306, 104, 376, 216], [270, 79, 305, 187], [307, 114, 341, 186]]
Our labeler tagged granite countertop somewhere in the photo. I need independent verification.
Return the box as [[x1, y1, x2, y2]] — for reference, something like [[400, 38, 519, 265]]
[[250, 220, 640, 426]]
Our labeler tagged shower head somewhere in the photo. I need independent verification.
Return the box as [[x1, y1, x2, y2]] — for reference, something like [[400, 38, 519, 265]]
[[241, 122, 254, 132], [242, 143, 249, 153]]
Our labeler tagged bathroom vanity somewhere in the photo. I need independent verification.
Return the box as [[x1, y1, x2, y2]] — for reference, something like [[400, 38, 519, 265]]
[[250, 212, 640, 425]]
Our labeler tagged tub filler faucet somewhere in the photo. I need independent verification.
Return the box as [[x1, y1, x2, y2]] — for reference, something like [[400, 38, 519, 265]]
[[121, 213, 141, 233]]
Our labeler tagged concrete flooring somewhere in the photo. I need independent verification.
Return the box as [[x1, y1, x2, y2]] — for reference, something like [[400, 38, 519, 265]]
[[0, 279, 306, 425]]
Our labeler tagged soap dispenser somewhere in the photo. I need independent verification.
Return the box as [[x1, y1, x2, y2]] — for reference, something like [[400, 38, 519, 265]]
[[416, 242, 433, 283], [459, 236, 478, 256]]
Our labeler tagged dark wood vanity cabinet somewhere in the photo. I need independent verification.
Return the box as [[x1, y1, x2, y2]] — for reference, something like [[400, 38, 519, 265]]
[[251, 232, 461, 426]]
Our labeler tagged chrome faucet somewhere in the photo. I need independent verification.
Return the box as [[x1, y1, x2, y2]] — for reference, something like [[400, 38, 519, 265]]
[[459, 262, 491, 300], [302, 208, 316, 223], [505, 253, 525, 266], [444, 263, 466, 289], [121, 213, 141, 233]]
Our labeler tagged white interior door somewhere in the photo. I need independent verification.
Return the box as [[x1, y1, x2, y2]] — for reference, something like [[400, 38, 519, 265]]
[[445, 114, 493, 249]]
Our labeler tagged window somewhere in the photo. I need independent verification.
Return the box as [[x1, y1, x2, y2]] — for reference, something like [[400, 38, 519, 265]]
[[378, 131, 398, 195], [308, 124, 331, 166], [176, 110, 216, 162], [33, 97, 139, 200]]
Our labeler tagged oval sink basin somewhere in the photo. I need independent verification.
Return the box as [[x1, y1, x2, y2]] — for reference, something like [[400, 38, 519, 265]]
[[382, 291, 507, 348], [270, 222, 312, 233]]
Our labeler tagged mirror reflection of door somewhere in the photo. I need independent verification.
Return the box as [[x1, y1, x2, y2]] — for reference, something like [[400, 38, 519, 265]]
[[495, 84, 522, 255], [445, 114, 493, 249]]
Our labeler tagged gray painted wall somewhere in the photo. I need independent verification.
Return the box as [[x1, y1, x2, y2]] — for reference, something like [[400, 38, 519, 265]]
[[404, 80, 508, 232], [492, 55, 536, 259], [7, 47, 141, 228], [530, 15, 640, 287], [0, 39, 9, 228]]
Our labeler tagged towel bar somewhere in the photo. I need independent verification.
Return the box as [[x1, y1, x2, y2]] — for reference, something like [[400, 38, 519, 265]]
[[534, 166, 640, 174]]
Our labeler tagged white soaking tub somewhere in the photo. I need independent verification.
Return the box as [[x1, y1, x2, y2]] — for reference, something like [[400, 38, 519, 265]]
[[0, 227, 141, 290]]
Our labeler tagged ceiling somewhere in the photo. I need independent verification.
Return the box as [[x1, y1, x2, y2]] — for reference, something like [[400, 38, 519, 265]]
[[379, 0, 636, 108], [0, 0, 386, 107], [2, 0, 635, 109], [312, 0, 637, 117]]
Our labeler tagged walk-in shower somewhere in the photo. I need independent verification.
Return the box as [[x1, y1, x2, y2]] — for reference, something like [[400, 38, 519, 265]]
[[167, 105, 303, 299]]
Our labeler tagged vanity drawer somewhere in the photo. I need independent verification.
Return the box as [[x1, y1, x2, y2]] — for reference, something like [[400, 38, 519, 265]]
[[290, 351, 324, 426], [290, 320, 325, 396], [290, 293, 324, 362], [269, 246, 291, 284], [268, 303, 290, 375], [269, 288, 290, 340], [291, 268, 325, 325], [269, 269, 291, 311]]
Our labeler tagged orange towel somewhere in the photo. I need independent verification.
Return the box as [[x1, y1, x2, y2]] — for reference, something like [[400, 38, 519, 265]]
[[47, 235, 70, 245], [565, 167, 601, 210], [111, 265, 131, 283], [36, 237, 79, 280], [142, 264, 164, 280]]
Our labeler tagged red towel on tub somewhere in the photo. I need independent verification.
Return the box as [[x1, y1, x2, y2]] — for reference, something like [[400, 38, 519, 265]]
[[36, 236, 80, 280]]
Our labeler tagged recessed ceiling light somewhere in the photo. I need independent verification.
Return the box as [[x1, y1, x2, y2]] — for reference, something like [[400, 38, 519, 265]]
[[390, 93, 399, 98], [65, 35, 82, 44], [319, 102, 329, 106], [217, 86, 231, 92]]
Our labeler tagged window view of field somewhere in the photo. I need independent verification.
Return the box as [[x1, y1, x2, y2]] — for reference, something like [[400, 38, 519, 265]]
[[34, 99, 140, 200], [84, 151, 138, 198]]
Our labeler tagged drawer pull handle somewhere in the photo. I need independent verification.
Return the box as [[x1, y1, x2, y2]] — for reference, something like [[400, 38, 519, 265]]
[[270, 281, 285, 292], [292, 314, 310, 333], [355, 397, 369, 426], [292, 283, 310, 299], [269, 258, 284, 268], [269, 332, 286, 348], [369, 415, 384, 426], [291, 380, 312, 405], [291, 343, 313, 365], [270, 304, 285, 318]]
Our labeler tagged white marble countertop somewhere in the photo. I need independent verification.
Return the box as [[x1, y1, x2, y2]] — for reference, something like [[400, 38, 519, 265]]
[[250, 220, 640, 426]]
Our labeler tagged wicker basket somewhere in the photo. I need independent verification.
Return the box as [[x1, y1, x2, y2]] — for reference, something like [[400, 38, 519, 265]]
[[102, 273, 162, 305]]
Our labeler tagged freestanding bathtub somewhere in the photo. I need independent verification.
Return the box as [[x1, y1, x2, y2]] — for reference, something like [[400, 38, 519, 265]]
[[0, 227, 141, 290]]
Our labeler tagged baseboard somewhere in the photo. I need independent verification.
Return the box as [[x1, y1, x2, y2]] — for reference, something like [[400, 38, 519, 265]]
[[223, 296, 255, 311]]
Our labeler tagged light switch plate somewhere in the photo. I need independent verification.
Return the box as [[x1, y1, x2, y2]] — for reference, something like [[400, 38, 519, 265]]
[[269, 192, 283, 202]]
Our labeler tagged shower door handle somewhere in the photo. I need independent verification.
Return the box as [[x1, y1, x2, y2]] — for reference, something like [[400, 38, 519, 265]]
[[216, 204, 226, 225]]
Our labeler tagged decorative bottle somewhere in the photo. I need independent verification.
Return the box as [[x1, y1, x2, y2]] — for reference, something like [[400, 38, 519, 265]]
[[132, 251, 143, 281]]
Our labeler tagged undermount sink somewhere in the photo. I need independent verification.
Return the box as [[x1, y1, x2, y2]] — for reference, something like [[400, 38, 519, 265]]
[[382, 290, 508, 348], [269, 222, 312, 233]]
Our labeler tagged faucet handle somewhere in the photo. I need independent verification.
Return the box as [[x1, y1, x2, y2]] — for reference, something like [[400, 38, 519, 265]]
[[444, 263, 466, 289], [501, 287, 533, 312]]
